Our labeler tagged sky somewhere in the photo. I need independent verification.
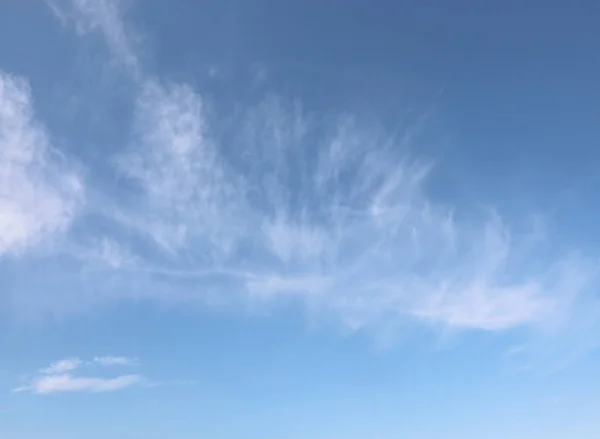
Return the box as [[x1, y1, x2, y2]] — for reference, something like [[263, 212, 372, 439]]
[[1, 0, 600, 438]]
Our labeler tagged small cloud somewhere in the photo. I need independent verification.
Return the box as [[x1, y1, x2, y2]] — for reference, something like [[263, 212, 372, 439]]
[[39, 358, 82, 374], [86, 239, 138, 269], [505, 344, 527, 357], [94, 356, 138, 366], [14, 373, 143, 394], [15, 357, 147, 395]]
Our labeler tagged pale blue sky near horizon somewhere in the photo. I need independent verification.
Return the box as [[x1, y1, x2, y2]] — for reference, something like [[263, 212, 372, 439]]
[[1, 1, 600, 438]]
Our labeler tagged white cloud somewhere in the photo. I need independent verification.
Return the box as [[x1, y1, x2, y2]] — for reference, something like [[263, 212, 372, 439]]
[[15, 357, 145, 394], [31, 0, 600, 342], [15, 373, 142, 394], [411, 282, 552, 331], [39, 358, 83, 374], [0, 72, 84, 256], [94, 356, 138, 366], [45, 0, 140, 74], [116, 79, 243, 257], [85, 238, 138, 269], [115, 94, 595, 333], [262, 218, 332, 264]]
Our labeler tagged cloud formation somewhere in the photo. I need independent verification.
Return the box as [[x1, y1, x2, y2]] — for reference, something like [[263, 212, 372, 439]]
[[2, 0, 598, 342], [39, 358, 83, 374], [45, 0, 140, 73], [15, 357, 144, 394], [15, 373, 142, 394], [0, 72, 83, 256], [94, 356, 138, 366]]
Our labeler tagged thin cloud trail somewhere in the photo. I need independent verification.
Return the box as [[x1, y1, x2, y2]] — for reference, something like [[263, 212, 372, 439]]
[[13, 356, 147, 394]]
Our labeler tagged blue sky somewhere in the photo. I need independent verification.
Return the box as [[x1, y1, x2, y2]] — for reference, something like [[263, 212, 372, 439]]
[[1, 0, 600, 437]]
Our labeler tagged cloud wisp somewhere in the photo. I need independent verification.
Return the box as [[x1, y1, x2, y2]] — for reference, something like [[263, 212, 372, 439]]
[[1, 0, 598, 344], [45, 0, 141, 74], [94, 356, 138, 366], [105, 81, 599, 333], [39, 358, 83, 374], [15, 373, 143, 394], [0, 72, 84, 257], [15, 357, 144, 394]]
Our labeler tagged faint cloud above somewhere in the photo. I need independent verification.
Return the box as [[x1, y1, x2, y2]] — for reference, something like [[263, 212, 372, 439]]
[[45, 0, 140, 74], [505, 344, 527, 357], [14, 356, 145, 394], [94, 356, 139, 366], [14, 373, 143, 394], [39, 358, 83, 375]]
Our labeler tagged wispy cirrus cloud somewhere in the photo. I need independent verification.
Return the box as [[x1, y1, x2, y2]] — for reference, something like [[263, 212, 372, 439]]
[[45, 0, 140, 74], [39, 358, 83, 374], [15, 357, 144, 394], [4, 0, 597, 344], [15, 373, 143, 394], [0, 73, 84, 257], [94, 356, 138, 366], [116, 79, 243, 255], [108, 81, 597, 333]]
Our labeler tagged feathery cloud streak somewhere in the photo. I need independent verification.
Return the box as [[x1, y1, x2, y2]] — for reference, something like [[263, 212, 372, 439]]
[[15, 374, 143, 394], [15, 357, 144, 394], [0, 73, 83, 256], [39, 358, 83, 374], [3, 0, 597, 338], [94, 356, 138, 366]]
